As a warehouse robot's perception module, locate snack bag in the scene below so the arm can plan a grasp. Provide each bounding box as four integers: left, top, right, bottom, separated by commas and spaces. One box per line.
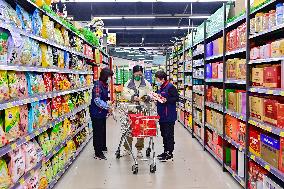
16, 5, 32, 32
56, 96, 63, 117
7, 71, 19, 99
54, 28, 64, 45
31, 40, 41, 66
53, 73, 61, 91
17, 72, 28, 98
43, 73, 53, 92
37, 74, 46, 94
80, 75, 86, 86
64, 51, 70, 69
61, 28, 70, 47
38, 100, 49, 126
0, 70, 9, 102
52, 155, 59, 177
38, 131, 51, 156
0, 0, 20, 27
39, 165, 48, 189
41, 15, 49, 39
45, 160, 53, 183
46, 99, 52, 120
58, 50, 64, 68
50, 123, 61, 147
8, 147, 26, 183
0, 113, 8, 147
0, 30, 9, 64
0, 158, 12, 188
5, 106, 20, 142
32, 9, 42, 36
40, 44, 53, 68
20, 37, 32, 65
61, 95, 70, 114
26, 72, 39, 95
22, 141, 39, 172
24, 169, 40, 189
51, 98, 58, 119
7, 32, 23, 65
19, 104, 28, 136
52, 47, 58, 67
62, 119, 71, 139
85, 75, 93, 86
67, 94, 74, 111
28, 102, 40, 133
61, 74, 70, 90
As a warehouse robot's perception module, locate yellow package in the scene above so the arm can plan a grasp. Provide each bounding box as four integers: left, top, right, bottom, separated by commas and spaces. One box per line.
5, 106, 20, 142
0, 159, 12, 188
41, 16, 49, 39
58, 50, 64, 68
40, 44, 53, 68
62, 119, 71, 139
44, 0, 52, 6
35, 0, 45, 7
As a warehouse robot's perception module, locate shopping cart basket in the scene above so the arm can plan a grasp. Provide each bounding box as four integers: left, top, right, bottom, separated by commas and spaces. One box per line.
113, 102, 159, 174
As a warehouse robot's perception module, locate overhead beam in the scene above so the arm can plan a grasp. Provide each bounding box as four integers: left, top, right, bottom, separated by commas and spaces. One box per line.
87, 14, 210, 19
104, 26, 196, 30
62, 0, 233, 2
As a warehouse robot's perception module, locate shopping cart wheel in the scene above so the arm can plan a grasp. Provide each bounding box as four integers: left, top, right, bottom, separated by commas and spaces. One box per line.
150, 164, 156, 173
132, 165, 138, 174
146, 148, 151, 157
115, 151, 120, 159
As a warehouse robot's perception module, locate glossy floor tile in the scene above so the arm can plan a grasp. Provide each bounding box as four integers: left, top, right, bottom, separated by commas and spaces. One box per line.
54, 118, 242, 189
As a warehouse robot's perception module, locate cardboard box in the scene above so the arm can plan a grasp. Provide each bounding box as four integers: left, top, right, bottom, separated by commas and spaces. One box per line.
217, 88, 223, 105
206, 109, 212, 125
218, 37, 224, 55
228, 92, 238, 112
263, 175, 283, 189
218, 63, 223, 79
228, 0, 246, 22
249, 129, 261, 157
277, 103, 284, 129
207, 86, 213, 102
225, 115, 239, 140
250, 96, 264, 121
227, 59, 236, 79
216, 144, 223, 160
212, 63, 219, 79
279, 137, 284, 173
206, 63, 212, 79
263, 99, 279, 126
263, 65, 281, 88
282, 61, 284, 89
252, 67, 264, 86
225, 147, 231, 165
260, 134, 280, 169
271, 39, 283, 58
250, 47, 260, 60
236, 59, 246, 80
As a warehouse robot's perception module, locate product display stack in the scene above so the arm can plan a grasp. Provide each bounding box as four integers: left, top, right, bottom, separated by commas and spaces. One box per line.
0, 0, 109, 188
166, 0, 284, 188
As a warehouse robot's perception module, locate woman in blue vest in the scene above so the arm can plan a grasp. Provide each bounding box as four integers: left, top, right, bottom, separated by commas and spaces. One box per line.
90, 67, 114, 160
155, 70, 179, 161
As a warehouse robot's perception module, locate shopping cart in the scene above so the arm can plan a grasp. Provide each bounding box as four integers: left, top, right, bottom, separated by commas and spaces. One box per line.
113, 102, 159, 174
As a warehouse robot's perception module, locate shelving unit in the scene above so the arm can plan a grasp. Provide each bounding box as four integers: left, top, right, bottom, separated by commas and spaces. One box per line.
166, 0, 284, 188
0, 0, 110, 188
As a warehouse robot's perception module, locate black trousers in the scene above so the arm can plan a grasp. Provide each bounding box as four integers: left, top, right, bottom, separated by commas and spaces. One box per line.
92, 117, 107, 155
160, 122, 175, 154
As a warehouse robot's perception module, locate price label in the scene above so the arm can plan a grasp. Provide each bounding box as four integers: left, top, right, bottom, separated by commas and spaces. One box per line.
250, 155, 255, 160
11, 143, 17, 150
34, 131, 40, 136
249, 120, 256, 125
280, 132, 284, 137
239, 146, 243, 151
280, 91, 284, 96
25, 135, 31, 141
250, 88, 256, 92
264, 164, 270, 171
7, 102, 13, 108
239, 115, 243, 120
267, 90, 273, 94
266, 126, 272, 132
20, 178, 25, 185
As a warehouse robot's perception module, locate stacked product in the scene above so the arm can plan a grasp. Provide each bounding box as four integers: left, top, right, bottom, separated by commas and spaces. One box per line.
226, 23, 246, 52
226, 58, 246, 82
206, 62, 223, 80
205, 37, 224, 58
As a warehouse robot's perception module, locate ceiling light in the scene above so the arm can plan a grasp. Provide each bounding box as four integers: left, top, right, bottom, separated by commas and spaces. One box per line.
124, 16, 156, 19
62, 0, 232, 2
138, 58, 145, 60
105, 26, 196, 30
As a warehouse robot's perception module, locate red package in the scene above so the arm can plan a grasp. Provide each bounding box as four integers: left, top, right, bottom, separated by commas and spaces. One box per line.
237, 23, 246, 49
225, 115, 239, 141
231, 148, 237, 171
56, 96, 62, 116
248, 160, 268, 189
216, 144, 223, 160
263, 65, 281, 88
279, 137, 284, 173
263, 99, 279, 126
53, 73, 61, 91
43, 73, 53, 92
238, 122, 246, 147
229, 29, 237, 51
249, 128, 261, 157
51, 97, 60, 119
212, 63, 219, 79
46, 99, 52, 120
277, 103, 284, 129
206, 86, 213, 102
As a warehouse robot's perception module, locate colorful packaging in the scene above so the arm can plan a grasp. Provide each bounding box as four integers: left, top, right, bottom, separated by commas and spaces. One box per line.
53, 73, 61, 91
263, 175, 283, 189
28, 102, 40, 133
17, 72, 28, 98
8, 147, 26, 183
38, 131, 51, 156
22, 141, 40, 172
0, 113, 8, 147
25, 169, 40, 189
43, 72, 53, 92
16, 5, 32, 32
260, 134, 280, 168
248, 160, 268, 189
32, 9, 42, 36
7, 71, 19, 99
40, 44, 53, 68
250, 96, 264, 121
37, 74, 46, 94
19, 104, 28, 136
0, 30, 9, 64
249, 128, 261, 157
38, 100, 49, 126
31, 39, 41, 66
263, 65, 281, 88
5, 106, 20, 142
251, 67, 264, 86
0, 158, 12, 188
26, 72, 39, 96
0, 70, 9, 102
277, 103, 284, 129
263, 99, 279, 126
206, 63, 212, 79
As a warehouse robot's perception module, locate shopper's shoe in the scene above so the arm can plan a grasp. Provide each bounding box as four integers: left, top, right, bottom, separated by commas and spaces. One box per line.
102, 147, 108, 153
137, 150, 143, 158
159, 152, 173, 162
157, 152, 166, 159
121, 149, 131, 157
94, 153, 107, 160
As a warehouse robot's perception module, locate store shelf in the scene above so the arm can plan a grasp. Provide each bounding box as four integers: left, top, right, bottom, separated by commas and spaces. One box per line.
178, 120, 185, 127
224, 136, 245, 152
184, 126, 193, 134
0, 85, 93, 111
0, 103, 90, 158
248, 153, 284, 182
249, 118, 284, 137
205, 123, 223, 137
205, 78, 223, 83
250, 23, 284, 39
249, 57, 284, 64
206, 29, 223, 41
225, 48, 246, 56
225, 15, 246, 29
225, 79, 246, 85
193, 64, 204, 68
250, 0, 278, 16
205, 54, 223, 61
205, 101, 223, 112
0, 23, 93, 61
225, 110, 246, 122
249, 87, 284, 96
193, 103, 204, 110
193, 119, 203, 127
0, 64, 93, 75
224, 164, 246, 187
193, 132, 204, 146
193, 76, 205, 80
205, 145, 222, 164
193, 90, 204, 95
48, 134, 93, 189
192, 52, 204, 58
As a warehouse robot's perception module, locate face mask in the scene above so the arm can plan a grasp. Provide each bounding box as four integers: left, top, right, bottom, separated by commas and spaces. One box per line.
156, 81, 162, 87
134, 75, 141, 81
106, 78, 110, 84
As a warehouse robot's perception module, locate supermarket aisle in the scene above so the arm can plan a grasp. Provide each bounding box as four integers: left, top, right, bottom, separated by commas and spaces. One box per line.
54, 118, 241, 189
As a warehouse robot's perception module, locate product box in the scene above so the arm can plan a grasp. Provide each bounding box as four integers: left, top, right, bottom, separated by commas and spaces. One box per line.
260, 134, 280, 169
250, 96, 264, 121
237, 23, 246, 49
250, 47, 260, 60
236, 59, 246, 80
238, 151, 245, 178
226, 59, 236, 79
206, 42, 213, 57
271, 39, 283, 58
217, 88, 224, 105
207, 86, 213, 102
218, 37, 224, 55
263, 99, 279, 126
225, 115, 239, 140
225, 89, 235, 109
279, 137, 284, 172
277, 103, 284, 129
282, 61, 284, 89
263, 44, 271, 59
248, 160, 268, 189
238, 122, 246, 147
225, 147, 231, 165
263, 65, 281, 88
249, 129, 261, 157
212, 63, 219, 79
231, 148, 237, 171
206, 63, 212, 79
218, 63, 223, 79
206, 109, 212, 125
263, 175, 282, 189
212, 87, 218, 103
216, 144, 223, 160
238, 92, 246, 115
228, 92, 238, 112
252, 67, 264, 86
213, 39, 219, 56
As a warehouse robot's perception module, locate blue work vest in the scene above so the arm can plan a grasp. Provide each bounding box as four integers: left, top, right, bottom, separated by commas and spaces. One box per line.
90, 81, 109, 118
157, 82, 177, 123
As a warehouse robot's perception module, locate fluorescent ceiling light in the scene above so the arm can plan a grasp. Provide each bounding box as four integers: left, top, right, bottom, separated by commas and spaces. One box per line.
124, 16, 156, 19
106, 26, 195, 30
135, 54, 145, 57
62, 0, 232, 2
138, 58, 145, 60
95, 16, 155, 19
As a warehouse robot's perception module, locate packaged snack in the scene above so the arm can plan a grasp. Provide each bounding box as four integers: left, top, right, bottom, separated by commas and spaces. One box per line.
28, 102, 40, 133
0, 30, 9, 64
0, 158, 12, 188
50, 123, 60, 147
8, 147, 25, 183
51, 98, 59, 119
26, 72, 39, 95
52, 155, 59, 176
37, 74, 46, 94
61, 28, 70, 47
67, 94, 74, 111
7, 71, 19, 99
31, 40, 41, 66
56, 96, 63, 117
38, 131, 51, 156
20, 37, 32, 65
0, 70, 10, 102
45, 160, 53, 183
25, 169, 40, 189
0, 0, 21, 27
52, 47, 58, 67
58, 50, 64, 68
43, 72, 53, 92
46, 99, 52, 120
53, 73, 61, 91
39, 165, 48, 189
64, 51, 70, 69
62, 95, 70, 115
61, 74, 71, 90
7, 32, 23, 65
0, 112, 8, 147
17, 72, 28, 98
22, 141, 39, 172
19, 104, 28, 136
16, 5, 32, 32
54, 28, 64, 45
5, 106, 20, 142
32, 9, 42, 36
38, 100, 49, 126
62, 119, 71, 138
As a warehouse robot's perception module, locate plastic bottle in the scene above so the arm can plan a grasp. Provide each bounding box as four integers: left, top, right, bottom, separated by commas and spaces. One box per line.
276, 3, 283, 25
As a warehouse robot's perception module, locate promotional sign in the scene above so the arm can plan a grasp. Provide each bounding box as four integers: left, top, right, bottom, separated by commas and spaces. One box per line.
107, 33, 117, 45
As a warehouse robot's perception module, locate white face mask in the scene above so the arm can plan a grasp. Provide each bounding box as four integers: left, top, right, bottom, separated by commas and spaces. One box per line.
106, 78, 111, 84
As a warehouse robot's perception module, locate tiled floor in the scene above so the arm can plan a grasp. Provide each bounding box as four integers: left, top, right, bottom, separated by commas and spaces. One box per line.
55, 118, 242, 189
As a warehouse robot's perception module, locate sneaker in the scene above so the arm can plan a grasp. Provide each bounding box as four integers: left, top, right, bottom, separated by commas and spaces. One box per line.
94, 153, 107, 160
121, 149, 131, 157
137, 150, 143, 158
102, 147, 108, 153
157, 152, 166, 159
159, 152, 173, 162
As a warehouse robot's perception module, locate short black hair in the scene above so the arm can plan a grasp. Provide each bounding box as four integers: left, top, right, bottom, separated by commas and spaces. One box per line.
155, 70, 167, 81
99, 67, 114, 82
133, 65, 143, 73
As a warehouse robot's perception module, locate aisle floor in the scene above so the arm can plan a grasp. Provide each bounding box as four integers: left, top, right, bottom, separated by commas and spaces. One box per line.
55, 118, 242, 189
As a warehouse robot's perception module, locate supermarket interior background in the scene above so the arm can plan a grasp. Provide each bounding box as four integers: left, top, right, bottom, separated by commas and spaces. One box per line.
0, 0, 284, 188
